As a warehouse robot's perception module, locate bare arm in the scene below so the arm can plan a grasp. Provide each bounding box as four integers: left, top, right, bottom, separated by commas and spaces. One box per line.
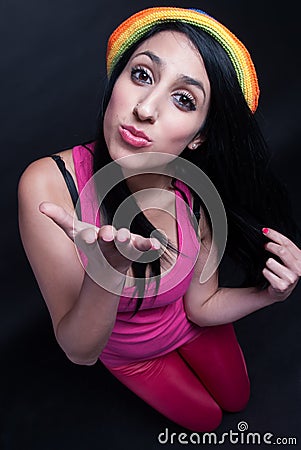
184, 208, 301, 327
18, 157, 158, 365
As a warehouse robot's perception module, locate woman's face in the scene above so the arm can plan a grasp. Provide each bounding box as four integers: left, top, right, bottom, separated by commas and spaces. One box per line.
103, 30, 211, 169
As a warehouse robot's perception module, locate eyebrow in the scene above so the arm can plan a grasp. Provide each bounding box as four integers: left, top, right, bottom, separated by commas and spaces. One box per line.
177, 75, 206, 98
133, 50, 162, 65
132, 51, 206, 99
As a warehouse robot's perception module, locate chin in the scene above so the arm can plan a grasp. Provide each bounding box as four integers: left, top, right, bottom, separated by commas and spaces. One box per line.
113, 151, 177, 175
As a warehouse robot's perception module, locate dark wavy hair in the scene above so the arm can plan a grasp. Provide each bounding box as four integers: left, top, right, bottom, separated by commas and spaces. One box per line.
90, 21, 300, 312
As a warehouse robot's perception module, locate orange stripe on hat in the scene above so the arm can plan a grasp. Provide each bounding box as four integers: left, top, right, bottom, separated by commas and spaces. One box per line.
106, 7, 259, 112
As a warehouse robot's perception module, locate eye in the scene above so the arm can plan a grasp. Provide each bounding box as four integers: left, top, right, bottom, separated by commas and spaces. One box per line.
131, 66, 153, 85
173, 91, 196, 111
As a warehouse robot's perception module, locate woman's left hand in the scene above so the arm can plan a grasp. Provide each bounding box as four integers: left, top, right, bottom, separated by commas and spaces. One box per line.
262, 227, 301, 302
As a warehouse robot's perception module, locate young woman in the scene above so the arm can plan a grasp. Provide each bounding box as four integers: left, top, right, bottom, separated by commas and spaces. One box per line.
18, 7, 301, 432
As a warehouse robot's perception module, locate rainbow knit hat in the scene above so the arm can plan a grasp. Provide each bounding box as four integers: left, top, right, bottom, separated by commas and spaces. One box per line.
106, 7, 259, 112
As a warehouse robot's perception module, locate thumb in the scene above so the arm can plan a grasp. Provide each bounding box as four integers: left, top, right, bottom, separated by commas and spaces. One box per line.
39, 201, 100, 243
39, 201, 77, 240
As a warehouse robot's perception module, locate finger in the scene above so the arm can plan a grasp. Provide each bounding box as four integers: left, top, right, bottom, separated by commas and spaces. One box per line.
111, 229, 159, 264
98, 225, 116, 243
113, 228, 132, 256
264, 241, 300, 274
77, 227, 98, 245
263, 227, 301, 259
150, 237, 161, 250
116, 228, 131, 244
132, 234, 160, 252
113, 232, 158, 262
39, 201, 76, 239
262, 267, 288, 294
265, 258, 298, 285
40, 201, 99, 241
114, 232, 146, 261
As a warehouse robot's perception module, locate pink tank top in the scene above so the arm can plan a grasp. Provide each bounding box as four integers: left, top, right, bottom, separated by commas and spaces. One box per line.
72, 144, 202, 368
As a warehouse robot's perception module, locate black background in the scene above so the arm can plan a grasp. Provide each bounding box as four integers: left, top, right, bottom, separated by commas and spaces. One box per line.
1, 1, 301, 449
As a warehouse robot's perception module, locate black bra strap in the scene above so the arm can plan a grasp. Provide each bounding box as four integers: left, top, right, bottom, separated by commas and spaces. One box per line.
51, 155, 82, 221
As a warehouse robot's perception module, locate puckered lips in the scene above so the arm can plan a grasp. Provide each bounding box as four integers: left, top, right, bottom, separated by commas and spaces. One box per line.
119, 125, 152, 148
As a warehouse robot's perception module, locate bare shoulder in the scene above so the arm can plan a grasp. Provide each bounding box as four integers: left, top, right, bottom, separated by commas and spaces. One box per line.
19, 148, 74, 184
18, 149, 75, 211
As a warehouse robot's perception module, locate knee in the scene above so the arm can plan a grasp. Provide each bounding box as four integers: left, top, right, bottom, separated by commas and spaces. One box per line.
183, 401, 223, 432
221, 380, 250, 413
204, 403, 223, 432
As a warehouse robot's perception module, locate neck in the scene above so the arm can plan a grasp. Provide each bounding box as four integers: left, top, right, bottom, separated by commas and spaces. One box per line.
125, 173, 174, 193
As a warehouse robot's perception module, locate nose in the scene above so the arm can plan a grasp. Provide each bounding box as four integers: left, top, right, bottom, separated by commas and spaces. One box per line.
133, 97, 159, 124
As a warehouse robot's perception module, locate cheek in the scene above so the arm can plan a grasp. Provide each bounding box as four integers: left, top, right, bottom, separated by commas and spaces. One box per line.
103, 88, 125, 142
104, 92, 120, 124
162, 102, 209, 148
105, 80, 131, 121
163, 117, 199, 147
103, 82, 133, 149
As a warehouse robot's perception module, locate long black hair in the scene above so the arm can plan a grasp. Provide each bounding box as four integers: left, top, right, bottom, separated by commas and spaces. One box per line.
91, 21, 300, 310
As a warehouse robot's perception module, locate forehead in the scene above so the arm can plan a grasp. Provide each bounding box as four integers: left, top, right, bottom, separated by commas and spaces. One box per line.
132, 30, 205, 71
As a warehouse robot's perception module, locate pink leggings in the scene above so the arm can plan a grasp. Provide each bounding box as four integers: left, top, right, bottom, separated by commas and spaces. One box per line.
107, 324, 250, 431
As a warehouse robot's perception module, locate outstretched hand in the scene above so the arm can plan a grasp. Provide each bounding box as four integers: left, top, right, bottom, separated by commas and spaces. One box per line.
262, 227, 301, 302
39, 201, 160, 276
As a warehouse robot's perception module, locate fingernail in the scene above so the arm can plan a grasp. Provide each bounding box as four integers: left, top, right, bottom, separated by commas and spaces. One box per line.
118, 230, 130, 242
262, 228, 269, 234
86, 231, 97, 244
151, 239, 160, 250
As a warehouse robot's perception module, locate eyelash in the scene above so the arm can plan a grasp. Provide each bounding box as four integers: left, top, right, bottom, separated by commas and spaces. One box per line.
173, 91, 196, 111
130, 66, 197, 112
131, 66, 153, 84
